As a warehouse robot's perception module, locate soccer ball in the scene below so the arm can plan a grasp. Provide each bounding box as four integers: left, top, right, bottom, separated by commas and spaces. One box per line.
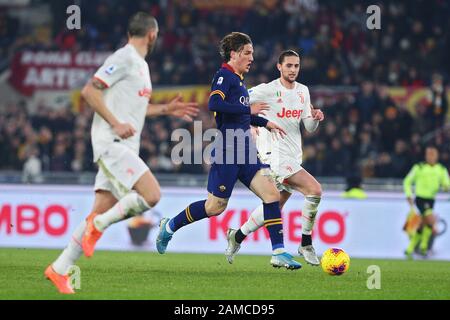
320, 248, 350, 276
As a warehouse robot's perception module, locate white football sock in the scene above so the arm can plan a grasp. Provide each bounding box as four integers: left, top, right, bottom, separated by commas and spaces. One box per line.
273, 248, 286, 255
165, 221, 174, 234
241, 204, 265, 235
302, 195, 321, 235
52, 220, 86, 275
94, 192, 151, 232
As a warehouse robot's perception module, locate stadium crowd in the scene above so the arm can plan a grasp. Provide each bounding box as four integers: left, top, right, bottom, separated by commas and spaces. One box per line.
0, 0, 449, 179
1, 76, 448, 179
2, 0, 450, 85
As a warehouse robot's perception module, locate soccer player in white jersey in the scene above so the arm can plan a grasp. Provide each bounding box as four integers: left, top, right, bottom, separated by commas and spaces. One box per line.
225, 50, 324, 266
44, 12, 198, 294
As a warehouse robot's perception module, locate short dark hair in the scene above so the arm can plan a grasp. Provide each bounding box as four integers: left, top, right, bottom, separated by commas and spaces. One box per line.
219, 32, 252, 62
278, 50, 300, 64
128, 12, 158, 37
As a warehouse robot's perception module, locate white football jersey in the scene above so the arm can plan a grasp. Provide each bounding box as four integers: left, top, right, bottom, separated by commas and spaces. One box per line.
91, 44, 152, 161
249, 79, 316, 170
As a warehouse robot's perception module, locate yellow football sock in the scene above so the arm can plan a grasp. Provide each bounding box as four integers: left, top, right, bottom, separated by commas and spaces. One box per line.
419, 225, 433, 253
406, 231, 421, 254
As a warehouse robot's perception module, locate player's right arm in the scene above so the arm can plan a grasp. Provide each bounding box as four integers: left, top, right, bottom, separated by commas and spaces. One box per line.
82, 54, 136, 139
302, 89, 322, 132
81, 78, 136, 139
403, 164, 418, 206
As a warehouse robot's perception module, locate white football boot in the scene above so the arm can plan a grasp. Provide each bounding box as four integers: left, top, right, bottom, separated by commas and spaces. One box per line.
298, 245, 320, 266
225, 228, 241, 264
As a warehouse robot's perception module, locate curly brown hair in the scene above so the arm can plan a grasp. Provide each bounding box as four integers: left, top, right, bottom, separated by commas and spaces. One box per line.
219, 32, 252, 62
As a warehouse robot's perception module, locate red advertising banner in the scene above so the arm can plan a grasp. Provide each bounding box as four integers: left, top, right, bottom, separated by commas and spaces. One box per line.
9, 51, 111, 96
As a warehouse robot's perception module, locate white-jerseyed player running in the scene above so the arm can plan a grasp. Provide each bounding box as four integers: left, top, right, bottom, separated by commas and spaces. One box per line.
44, 12, 198, 294
225, 50, 324, 266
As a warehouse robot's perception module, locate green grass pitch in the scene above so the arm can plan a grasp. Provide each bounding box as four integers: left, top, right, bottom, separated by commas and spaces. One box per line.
0, 248, 449, 300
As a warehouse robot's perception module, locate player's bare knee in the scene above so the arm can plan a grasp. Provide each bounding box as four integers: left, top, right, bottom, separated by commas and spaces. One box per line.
205, 199, 227, 216
206, 205, 226, 217
207, 208, 225, 217
308, 182, 322, 197
263, 188, 280, 204
140, 190, 161, 208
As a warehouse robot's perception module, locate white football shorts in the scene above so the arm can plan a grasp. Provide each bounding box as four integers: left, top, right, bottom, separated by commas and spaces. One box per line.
94, 142, 149, 199
259, 152, 303, 194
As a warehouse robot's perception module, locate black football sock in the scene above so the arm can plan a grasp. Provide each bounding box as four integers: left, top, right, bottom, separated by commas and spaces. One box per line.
301, 234, 312, 247
235, 229, 247, 244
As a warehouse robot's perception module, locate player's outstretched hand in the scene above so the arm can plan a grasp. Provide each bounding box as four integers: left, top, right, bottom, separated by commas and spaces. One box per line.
113, 122, 136, 139
168, 93, 199, 121
311, 105, 324, 121
250, 102, 270, 116
266, 121, 287, 140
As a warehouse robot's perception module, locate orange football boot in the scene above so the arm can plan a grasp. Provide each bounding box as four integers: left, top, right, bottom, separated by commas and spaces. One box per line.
44, 265, 75, 294
82, 212, 103, 258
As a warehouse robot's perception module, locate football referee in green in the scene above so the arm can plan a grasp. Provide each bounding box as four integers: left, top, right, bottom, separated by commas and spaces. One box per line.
403, 146, 450, 257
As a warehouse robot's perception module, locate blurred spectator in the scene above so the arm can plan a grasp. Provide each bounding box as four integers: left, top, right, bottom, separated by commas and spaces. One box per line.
71, 141, 88, 172
341, 175, 367, 199
374, 152, 395, 178
356, 81, 379, 123
391, 140, 412, 177
426, 73, 448, 130
323, 138, 350, 176
50, 143, 71, 172
22, 146, 43, 183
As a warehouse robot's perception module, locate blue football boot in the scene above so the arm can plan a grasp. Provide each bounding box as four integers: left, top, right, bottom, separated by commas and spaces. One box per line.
156, 218, 173, 254
270, 252, 302, 270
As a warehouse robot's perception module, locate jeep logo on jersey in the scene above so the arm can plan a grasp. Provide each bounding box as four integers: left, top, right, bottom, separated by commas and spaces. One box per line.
277, 107, 303, 119
239, 96, 250, 106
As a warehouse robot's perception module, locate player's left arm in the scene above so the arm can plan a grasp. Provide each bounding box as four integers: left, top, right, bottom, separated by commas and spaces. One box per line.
301, 88, 323, 132
147, 93, 199, 121
302, 102, 324, 133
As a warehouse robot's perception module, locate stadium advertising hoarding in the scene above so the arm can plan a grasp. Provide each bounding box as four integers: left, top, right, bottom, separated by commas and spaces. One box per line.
8, 51, 111, 96
0, 185, 449, 260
